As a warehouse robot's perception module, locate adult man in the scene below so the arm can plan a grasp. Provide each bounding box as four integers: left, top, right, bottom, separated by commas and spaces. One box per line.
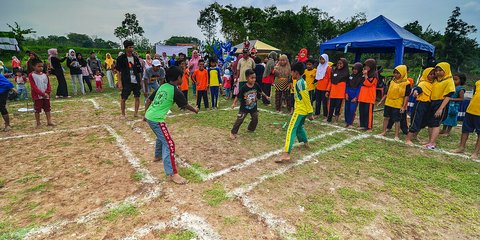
236, 48, 255, 90
87, 52, 102, 74
143, 59, 165, 100
116, 40, 143, 119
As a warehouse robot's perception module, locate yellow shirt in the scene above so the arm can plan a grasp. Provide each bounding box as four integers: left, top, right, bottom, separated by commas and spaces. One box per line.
385, 80, 410, 109
467, 80, 480, 116
294, 78, 313, 115
208, 68, 220, 87
304, 68, 317, 91
290, 78, 297, 94
416, 80, 433, 102
431, 78, 455, 101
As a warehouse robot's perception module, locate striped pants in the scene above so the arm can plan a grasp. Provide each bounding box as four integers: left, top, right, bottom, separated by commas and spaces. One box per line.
147, 120, 177, 176
284, 113, 308, 153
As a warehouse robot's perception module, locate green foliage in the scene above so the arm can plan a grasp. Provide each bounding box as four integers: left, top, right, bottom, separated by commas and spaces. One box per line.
114, 13, 145, 42
164, 36, 201, 46
23, 34, 119, 49
6, 22, 36, 45
131, 171, 145, 181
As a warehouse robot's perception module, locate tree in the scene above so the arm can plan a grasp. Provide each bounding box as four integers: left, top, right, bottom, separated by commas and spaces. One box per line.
164, 36, 201, 46
114, 13, 145, 43
67, 33, 94, 48
404, 20, 423, 37
197, 3, 219, 43
6, 22, 36, 46
132, 36, 151, 50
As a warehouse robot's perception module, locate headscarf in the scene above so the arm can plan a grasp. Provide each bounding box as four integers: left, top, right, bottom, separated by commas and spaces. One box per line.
364, 58, 377, 79
263, 51, 278, 78
68, 49, 76, 59
435, 62, 453, 82
420, 67, 434, 82
189, 50, 200, 71
315, 53, 329, 80
331, 58, 349, 84
105, 53, 114, 68
145, 54, 152, 64
274, 54, 291, 77
48, 48, 58, 62
297, 48, 308, 63
348, 62, 364, 88
393, 65, 408, 83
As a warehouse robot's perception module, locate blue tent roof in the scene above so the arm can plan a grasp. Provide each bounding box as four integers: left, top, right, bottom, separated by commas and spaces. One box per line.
320, 15, 435, 66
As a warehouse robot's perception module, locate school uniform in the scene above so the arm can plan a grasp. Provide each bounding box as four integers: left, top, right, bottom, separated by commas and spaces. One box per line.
358, 76, 377, 129
327, 58, 348, 122
304, 68, 317, 104
462, 80, 480, 134
344, 63, 363, 126
314, 54, 331, 117
384, 65, 411, 123
408, 68, 434, 133
426, 62, 455, 128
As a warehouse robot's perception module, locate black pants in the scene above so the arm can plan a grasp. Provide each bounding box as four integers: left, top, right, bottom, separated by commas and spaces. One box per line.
387, 113, 408, 134
196, 90, 209, 109
314, 90, 328, 116
231, 111, 259, 134
309, 90, 315, 104
262, 84, 271, 105
359, 102, 374, 129
83, 76, 92, 92
0, 91, 8, 115
327, 98, 343, 122
182, 90, 188, 103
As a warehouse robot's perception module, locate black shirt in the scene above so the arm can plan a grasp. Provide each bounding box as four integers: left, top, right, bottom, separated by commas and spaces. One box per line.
238, 82, 263, 113
116, 54, 142, 86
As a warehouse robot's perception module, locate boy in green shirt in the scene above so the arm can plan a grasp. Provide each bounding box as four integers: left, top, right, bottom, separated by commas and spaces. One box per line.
145, 66, 198, 184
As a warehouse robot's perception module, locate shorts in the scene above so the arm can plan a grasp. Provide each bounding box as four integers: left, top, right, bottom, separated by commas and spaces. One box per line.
384, 105, 401, 122
408, 101, 430, 133
121, 83, 141, 100
34, 99, 51, 113
426, 100, 449, 128
462, 112, 480, 134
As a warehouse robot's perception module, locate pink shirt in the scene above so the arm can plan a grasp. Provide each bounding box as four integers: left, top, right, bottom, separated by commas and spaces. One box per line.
95, 75, 102, 82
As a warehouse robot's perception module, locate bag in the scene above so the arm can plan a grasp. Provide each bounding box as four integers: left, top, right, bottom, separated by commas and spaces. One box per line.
7, 90, 18, 101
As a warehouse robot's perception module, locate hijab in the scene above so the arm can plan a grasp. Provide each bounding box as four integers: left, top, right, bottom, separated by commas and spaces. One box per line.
315, 53, 329, 80
348, 62, 364, 88
297, 48, 308, 63
393, 65, 408, 83
48, 48, 58, 62
105, 53, 114, 68
263, 51, 278, 78
331, 58, 349, 84
68, 49, 76, 60
435, 62, 453, 82
420, 67, 434, 82
274, 54, 291, 77
364, 58, 377, 79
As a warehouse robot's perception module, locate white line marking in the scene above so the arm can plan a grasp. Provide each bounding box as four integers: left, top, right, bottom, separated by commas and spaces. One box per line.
84, 98, 101, 109
25, 186, 161, 239
0, 125, 101, 141
103, 124, 157, 184
205, 128, 346, 181
122, 212, 220, 240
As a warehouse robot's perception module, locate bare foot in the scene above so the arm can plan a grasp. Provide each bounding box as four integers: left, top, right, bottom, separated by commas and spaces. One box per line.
35, 124, 41, 129
405, 140, 414, 146
169, 174, 187, 184
365, 129, 373, 133
440, 133, 449, 137
3, 126, 11, 132
119, 115, 127, 120
275, 153, 291, 163
394, 136, 400, 141
378, 132, 386, 137
471, 153, 478, 160
303, 142, 310, 149
229, 133, 237, 140
47, 123, 55, 127
345, 125, 353, 128
452, 148, 465, 154
153, 157, 162, 162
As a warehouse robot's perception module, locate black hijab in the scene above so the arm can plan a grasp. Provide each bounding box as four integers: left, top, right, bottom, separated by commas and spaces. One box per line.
331, 58, 349, 84
348, 62, 363, 88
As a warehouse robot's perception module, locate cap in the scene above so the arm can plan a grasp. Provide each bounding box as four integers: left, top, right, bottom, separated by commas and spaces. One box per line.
152, 59, 161, 67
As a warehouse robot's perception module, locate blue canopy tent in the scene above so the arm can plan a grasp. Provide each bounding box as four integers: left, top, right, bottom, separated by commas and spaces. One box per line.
319, 15, 435, 66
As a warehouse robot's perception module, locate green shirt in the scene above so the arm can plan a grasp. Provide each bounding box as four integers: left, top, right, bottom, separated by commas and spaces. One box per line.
145, 83, 187, 122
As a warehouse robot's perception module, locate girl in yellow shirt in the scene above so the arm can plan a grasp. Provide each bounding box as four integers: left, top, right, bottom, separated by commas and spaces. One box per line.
454, 80, 480, 160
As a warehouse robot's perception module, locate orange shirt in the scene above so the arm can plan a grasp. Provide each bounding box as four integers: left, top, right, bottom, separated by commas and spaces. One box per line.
180, 69, 189, 91
358, 77, 377, 104
315, 66, 331, 91
328, 82, 346, 99
407, 78, 414, 87
192, 69, 208, 91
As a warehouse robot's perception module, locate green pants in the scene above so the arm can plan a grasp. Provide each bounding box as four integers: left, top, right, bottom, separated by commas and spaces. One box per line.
284, 113, 308, 153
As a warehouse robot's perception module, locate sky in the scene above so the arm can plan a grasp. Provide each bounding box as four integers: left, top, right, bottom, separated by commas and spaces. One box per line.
0, 0, 479, 44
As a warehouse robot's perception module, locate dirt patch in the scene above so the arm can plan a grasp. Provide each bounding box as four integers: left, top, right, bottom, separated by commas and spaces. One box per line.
0, 128, 143, 233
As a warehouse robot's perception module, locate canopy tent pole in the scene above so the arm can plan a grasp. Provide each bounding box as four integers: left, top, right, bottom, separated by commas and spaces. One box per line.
394, 45, 404, 67
354, 51, 362, 63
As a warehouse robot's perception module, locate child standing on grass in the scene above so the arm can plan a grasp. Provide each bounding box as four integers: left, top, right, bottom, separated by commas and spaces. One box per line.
314, 54, 331, 119
424, 62, 455, 149
274, 54, 292, 113
95, 70, 103, 92
326, 58, 349, 123
405, 67, 435, 145
192, 59, 209, 110
179, 60, 190, 102
208, 58, 222, 109
223, 69, 232, 99
304, 59, 317, 104
145, 66, 199, 184
277, 62, 314, 163
14, 71, 28, 100
344, 63, 363, 128
230, 69, 270, 139
378, 65, 411, 140
28, 59, 54, 128
453, 79, 480, 160
440, 73, 466, 136
358, 59, 378, 131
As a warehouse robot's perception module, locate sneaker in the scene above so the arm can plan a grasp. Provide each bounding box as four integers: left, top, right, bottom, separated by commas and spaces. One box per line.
425, 144, 436, 150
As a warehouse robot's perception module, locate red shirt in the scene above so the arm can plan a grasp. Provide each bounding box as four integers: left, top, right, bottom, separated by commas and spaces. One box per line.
192, 69, 209, 91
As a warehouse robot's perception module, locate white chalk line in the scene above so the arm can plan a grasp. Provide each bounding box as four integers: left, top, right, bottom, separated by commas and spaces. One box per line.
228, 134, 369, 239
0, 125, 101, 141
204, 128, 347, 181
25, 186, 162, 239
103, 124, 157, 184
83, 98, 101, 109
122, 211, 220, 240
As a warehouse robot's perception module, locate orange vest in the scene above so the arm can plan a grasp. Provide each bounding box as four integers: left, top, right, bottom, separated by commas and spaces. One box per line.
358, 77, 377, 104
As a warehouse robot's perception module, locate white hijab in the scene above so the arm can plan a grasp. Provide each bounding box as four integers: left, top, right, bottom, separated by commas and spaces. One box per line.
315, 53, 329, 80
68, 49, 76, 59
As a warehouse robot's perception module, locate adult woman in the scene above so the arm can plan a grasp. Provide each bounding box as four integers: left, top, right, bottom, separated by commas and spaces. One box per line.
188, 50, 201, 95
0, 74, 15, 131
48, 48, 69, 98
104, 53, 116, 88
66, 49, 84, 95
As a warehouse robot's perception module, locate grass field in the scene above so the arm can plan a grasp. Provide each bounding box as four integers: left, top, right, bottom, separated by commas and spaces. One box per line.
0, 74, 479, 239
